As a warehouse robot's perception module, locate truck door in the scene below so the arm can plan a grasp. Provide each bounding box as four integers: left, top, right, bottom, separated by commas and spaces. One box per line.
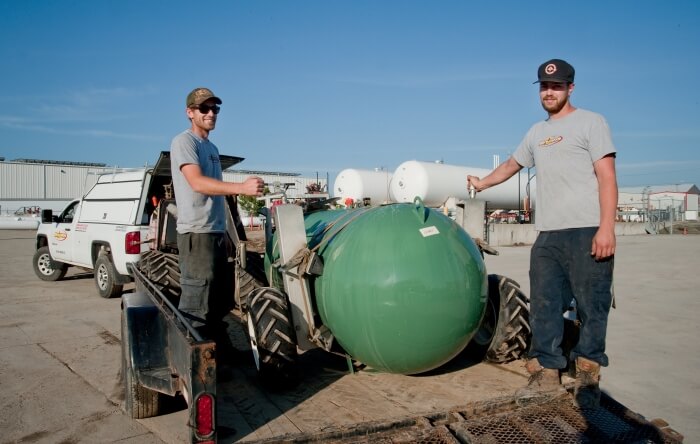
49, 200, 80, 264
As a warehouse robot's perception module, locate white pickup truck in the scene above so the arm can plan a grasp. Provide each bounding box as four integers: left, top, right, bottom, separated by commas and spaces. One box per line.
33, 169, 152, 298
32, 151, 243, 299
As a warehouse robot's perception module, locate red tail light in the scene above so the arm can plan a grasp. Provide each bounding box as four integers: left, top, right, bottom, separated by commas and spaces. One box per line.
195, 393, 215, 438
125, 231, 141, 254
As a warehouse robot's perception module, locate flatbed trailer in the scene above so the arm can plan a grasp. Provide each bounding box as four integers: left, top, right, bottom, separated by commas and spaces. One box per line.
123, 239, 683, 443
132, 302, 681, 443
121, 281, 684, 444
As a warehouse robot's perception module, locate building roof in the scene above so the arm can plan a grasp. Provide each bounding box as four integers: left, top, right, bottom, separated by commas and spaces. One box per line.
619, 184, 699, 194
9, 158, 107, 167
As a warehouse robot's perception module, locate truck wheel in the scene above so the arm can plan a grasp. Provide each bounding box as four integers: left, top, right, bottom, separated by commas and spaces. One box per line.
246, 287, 298, 387
33, 246, 68, 281
95, 254, 123, 299
137, 250, 181, 300
468, 274, 531, 363
121, 310, 160, 418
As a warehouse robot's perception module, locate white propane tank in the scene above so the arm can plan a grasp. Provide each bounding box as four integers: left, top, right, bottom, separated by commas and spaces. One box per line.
333, 168, 393, 206
389, 160, 535, 210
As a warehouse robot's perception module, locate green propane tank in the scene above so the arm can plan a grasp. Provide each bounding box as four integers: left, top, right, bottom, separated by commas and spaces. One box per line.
267, 200, 487, 375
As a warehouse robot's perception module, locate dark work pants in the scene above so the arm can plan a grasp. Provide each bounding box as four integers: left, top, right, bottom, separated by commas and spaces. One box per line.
529, 227, 614, 369
177, 232, 234, 328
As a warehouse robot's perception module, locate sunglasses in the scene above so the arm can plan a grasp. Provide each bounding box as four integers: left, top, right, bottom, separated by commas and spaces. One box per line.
193, 104, 220, 115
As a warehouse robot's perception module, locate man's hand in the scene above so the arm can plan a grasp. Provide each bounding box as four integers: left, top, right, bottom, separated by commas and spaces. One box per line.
240, 177, 264, 196
467, 175, 482, 192
591, 227, 616, 260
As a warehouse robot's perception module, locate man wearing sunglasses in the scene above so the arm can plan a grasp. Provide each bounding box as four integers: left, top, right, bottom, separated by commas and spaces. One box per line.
170, 87, 264, 350
468, 59, 618, 409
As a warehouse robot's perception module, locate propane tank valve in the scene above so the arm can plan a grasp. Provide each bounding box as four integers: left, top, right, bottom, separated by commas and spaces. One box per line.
469, 184, 476, 199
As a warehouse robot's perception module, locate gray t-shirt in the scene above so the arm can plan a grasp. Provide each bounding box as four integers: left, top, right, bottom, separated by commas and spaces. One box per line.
170, 129, 225, 233
513, 109, 616, 231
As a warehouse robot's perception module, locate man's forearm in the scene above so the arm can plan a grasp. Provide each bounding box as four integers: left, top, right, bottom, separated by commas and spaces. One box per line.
599, 179, 618, 231
475, 157, 523, 191
188, 175, 244, 196
594, 156, 618, 231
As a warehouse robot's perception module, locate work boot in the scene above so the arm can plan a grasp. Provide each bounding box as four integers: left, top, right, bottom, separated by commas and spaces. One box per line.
515, 358, 565, 405
574, 357, 601, 409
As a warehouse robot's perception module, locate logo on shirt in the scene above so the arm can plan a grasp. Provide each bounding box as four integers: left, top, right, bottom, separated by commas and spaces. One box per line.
539, 136, 563, 147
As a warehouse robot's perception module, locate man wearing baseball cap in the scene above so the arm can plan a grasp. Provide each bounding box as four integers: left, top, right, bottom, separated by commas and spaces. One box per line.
170, 87, 264, 352
468, 59, 618, 409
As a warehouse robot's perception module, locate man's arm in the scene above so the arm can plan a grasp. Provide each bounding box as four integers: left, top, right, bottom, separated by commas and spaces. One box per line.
467, 156, 523, 192
591, 154, 618, 260
181, 163, 263, 197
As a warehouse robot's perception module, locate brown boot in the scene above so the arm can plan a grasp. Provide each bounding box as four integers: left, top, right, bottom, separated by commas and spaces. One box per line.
515, 358, 565, 405
574, 357, 601, 409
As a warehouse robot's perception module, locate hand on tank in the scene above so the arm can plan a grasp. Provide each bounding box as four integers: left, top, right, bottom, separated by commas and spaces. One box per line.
467, 175, 482, 192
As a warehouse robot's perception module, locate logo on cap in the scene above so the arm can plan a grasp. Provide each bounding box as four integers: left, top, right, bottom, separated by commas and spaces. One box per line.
545, 64, 557, 75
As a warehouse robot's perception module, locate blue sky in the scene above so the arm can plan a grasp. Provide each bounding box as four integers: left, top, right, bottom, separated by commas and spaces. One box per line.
1, 1, 699, 188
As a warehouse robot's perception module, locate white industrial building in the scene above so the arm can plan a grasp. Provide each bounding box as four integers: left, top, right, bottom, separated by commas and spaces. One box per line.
2, 158, 698, 223
618, 184, 699, 222
0, 158, 328, 216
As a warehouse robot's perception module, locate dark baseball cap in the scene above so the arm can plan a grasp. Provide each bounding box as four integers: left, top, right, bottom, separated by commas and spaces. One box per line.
534, 59, 575, 84
186, 87, 222, 107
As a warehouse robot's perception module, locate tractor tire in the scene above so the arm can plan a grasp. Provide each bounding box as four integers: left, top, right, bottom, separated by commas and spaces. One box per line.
137, 250, 181, 301
468, 274, 531, 363
245, 287, 298, 388
135, 248, 267, 309
33, 246, 68, 281
121, 310, 160, 418
94, 253, 123, 299
236, 251, 268, 310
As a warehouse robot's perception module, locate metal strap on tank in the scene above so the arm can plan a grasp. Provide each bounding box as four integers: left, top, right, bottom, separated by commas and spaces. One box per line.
274, 206, 377, 275
309, 206, 376, 254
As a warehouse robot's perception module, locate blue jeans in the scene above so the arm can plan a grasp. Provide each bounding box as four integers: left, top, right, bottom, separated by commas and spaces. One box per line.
177, 232, 234, 327
529, 227, 613, 369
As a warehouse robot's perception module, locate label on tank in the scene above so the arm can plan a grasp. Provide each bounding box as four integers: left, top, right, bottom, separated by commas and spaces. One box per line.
419, 226, 440, 237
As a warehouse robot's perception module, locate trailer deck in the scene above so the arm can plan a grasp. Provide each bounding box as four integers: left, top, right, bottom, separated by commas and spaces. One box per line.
246, 392, 683, 443
195, 316, 683, 443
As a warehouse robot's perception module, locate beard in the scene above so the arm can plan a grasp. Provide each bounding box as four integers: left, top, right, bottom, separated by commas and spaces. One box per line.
541, 94, 569, 114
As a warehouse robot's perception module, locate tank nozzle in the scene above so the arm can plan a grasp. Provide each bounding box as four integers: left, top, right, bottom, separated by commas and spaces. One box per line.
469, 184, 476, 199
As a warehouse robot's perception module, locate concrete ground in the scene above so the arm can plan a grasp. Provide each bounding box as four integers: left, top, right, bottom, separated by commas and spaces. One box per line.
486, 233, 700, 442
1, 229, 696, 442
0, 230, 160, 443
